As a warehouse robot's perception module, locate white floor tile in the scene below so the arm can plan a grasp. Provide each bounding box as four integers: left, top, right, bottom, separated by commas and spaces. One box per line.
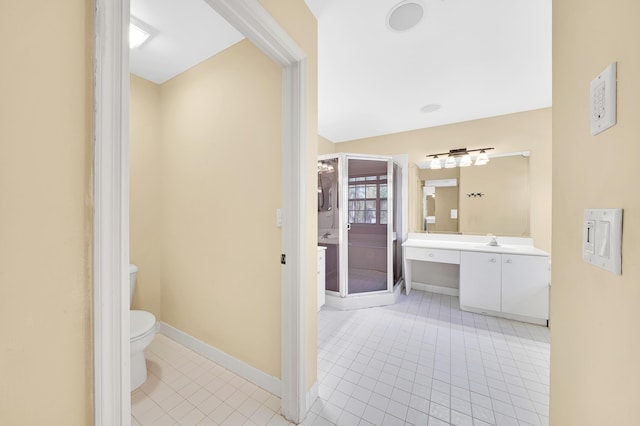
132, 291, 549, 426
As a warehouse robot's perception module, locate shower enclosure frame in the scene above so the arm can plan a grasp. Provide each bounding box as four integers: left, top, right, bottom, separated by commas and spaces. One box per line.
319, 153, 408, 308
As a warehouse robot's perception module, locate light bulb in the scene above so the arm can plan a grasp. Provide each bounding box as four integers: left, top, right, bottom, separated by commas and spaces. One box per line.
444, 155, 457, 168
475, 150, 489, 166
430, 156, 442, 169
459, 153, 472, 167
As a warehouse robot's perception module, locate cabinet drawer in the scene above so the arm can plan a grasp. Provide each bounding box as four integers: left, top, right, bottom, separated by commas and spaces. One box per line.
405, 247, 460, 264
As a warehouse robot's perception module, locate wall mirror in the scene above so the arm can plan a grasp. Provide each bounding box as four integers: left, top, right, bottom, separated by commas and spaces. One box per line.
419, 153, 530, 236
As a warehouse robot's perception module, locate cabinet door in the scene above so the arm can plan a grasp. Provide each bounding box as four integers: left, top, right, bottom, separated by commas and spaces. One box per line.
502, 255, 549, 319
317, 249, 326, 311
460, 251, 501, 312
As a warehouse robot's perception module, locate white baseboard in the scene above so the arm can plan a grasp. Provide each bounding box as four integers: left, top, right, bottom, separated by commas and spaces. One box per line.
159, 322, 281, 397
459, 306, 548, 326
306, 381, 318, 414
324, 280, 404, 311
412, 282, 460, 297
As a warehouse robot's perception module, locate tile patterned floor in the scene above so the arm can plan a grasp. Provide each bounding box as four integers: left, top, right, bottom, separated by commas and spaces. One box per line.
131, 335, 289, 426
132, 289, 550, 426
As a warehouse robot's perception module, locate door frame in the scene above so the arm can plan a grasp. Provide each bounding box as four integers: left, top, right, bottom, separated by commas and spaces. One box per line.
93, 0, 309, 424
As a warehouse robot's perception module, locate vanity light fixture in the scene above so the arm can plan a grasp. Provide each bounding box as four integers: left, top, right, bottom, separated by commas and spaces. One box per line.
475, 150, 490, 166
459, 152, 472, 167
426, 147, 495, 169
444, 155, 457, 168
317, 161, 334, 174
430, 155, 442, 169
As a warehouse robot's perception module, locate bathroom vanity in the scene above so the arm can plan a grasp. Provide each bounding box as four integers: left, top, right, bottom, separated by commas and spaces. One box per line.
403, 233, 550, 325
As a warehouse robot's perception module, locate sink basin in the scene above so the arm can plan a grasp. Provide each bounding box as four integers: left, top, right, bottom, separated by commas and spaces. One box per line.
319, 234, 339, 244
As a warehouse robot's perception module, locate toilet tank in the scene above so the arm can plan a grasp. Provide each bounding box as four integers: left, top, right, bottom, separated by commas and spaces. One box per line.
129, 264, 138, 307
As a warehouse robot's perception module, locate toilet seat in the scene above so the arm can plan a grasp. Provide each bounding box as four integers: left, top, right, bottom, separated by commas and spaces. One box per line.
131, 310, 156, 341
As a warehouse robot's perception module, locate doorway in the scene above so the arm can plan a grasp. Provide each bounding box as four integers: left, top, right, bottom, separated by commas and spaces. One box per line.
93, 0, 309, 424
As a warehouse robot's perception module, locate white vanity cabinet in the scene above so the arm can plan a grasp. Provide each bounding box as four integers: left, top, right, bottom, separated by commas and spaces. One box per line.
501, 254, 549, 320
403, 234, 550, 325
460, 251, 501, 312
460, 251, 549, 323
317, 247, 326, 311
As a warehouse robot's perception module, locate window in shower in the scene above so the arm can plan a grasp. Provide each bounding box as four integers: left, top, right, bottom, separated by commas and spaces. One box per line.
347, 174, 387, 224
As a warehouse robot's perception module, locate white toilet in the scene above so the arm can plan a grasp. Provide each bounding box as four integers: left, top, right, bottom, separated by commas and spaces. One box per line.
129, 264, 157, 391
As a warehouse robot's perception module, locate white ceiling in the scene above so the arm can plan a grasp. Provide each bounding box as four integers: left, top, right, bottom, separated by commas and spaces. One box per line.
130, 0, 244, 84
130, 0, 552, 143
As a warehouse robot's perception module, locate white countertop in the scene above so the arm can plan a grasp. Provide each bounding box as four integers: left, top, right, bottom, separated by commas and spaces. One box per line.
403, 233, 549, 257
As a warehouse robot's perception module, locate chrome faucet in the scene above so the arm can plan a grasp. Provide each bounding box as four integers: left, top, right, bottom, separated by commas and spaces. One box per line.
488, 235, 499, 246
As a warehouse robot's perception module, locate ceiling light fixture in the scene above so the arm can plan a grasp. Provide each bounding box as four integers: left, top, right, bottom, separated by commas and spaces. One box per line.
130, 22, 150, 49
387, 1, 424, 32
426, 147, 495, 169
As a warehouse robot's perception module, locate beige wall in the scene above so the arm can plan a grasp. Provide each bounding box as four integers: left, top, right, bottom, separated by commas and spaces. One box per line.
162, 40, 282, 377
335, 108, 552, 252
0, 1, 92, 425
551, 1, 640, 424
318, 135, 335, 155
130, 75, 162, 317
130, 1, 318, 385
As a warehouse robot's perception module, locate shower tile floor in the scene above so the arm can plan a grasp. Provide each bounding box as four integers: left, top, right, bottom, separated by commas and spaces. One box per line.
132, 289, 550, 426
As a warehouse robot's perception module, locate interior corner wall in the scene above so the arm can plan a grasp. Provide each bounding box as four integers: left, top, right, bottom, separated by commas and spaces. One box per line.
158, 39, 282, 378
0, 1, 92, 424
551, 1, 640, 425
318, 135, 335, 155
130, 75, 163, 317
334, 108, 552, 252
259, 0, 320, 391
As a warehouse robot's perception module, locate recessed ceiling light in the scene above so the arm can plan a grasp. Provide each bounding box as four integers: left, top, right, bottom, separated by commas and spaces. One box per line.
387, 1, 425, 32
130, 22, 150, 49
420, 104, 441, 113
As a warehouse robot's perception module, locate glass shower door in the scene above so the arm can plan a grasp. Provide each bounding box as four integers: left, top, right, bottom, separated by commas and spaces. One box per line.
345, 157, 393, 295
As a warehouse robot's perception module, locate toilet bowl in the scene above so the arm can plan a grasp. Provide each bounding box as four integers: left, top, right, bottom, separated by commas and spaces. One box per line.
129, 264, 157, 391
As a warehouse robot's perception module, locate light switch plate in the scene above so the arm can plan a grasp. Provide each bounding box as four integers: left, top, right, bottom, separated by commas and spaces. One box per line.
583, 208, 623, 274
590, 62, 617, 136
